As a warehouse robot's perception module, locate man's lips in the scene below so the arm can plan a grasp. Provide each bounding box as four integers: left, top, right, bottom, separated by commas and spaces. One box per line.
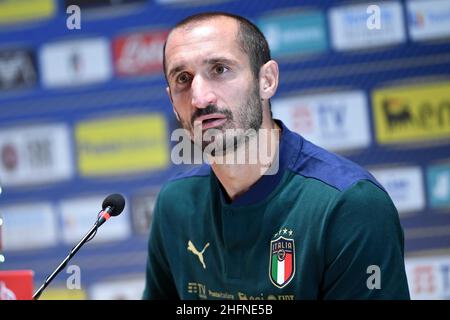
193, 114, 228, 130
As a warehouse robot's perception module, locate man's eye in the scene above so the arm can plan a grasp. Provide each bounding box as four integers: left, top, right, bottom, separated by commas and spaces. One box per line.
176, 73, 191, 84
213, 65, 228, 75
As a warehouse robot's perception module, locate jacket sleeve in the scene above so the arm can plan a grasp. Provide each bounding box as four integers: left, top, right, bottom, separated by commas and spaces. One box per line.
142, 188, 179, 300
320, 180, 410, 299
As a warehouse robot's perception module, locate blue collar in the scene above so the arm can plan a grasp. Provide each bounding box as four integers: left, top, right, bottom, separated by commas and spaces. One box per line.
214, 120, 303, 207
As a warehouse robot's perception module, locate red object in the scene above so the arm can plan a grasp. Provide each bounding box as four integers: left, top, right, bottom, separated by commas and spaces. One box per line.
0, 270, 34, 300
113, 30, 169, 76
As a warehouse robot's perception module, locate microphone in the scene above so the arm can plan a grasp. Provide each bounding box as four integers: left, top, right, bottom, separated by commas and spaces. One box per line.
97, 193, 126, 227
33, 194, 126, 300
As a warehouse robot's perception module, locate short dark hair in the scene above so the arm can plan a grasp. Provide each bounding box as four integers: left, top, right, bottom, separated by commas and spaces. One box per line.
163, 12, 271, 83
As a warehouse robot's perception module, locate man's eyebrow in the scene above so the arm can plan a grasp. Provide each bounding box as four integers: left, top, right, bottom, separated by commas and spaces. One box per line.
204, 57, 236, 66
167, 58, 237, 79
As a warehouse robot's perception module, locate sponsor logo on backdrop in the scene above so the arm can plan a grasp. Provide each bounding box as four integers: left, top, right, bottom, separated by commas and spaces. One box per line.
406, 256, 450, 299
40, 38, 112, 88
131, 189, 160, 235
59, 195, 131, 244
407, 0, 450, 41
272, 91, 371, 152
0, 49, 37, 90
258, 10, 327, 59
370, 166, 425, 213
372, 82, 450, 144
113, 30, 168, 77
0, 203, 58, 251
76, 114, 169, 176
0, 124, 73, 187
329, 1, 405, 51
427, 164, 450, 209
0, 0, 55, 25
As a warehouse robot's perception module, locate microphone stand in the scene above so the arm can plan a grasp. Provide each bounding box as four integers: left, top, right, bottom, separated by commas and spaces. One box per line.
33, 208, 111, 300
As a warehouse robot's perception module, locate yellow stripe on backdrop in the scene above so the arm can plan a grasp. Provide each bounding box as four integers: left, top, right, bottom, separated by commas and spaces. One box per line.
0, 0, 55, 24
39, 288, 87, 300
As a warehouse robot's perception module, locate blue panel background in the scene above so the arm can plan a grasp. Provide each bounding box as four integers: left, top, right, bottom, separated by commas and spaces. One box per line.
0, 0, 449, 297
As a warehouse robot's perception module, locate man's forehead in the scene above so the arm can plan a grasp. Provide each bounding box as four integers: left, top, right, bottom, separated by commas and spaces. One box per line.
166, 17, 240, 54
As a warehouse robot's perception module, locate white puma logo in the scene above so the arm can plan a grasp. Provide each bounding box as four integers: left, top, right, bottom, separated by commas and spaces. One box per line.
187, 240, 210, 269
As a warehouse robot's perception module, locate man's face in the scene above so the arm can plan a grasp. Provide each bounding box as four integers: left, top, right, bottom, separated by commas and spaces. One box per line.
164, 17, 263, 155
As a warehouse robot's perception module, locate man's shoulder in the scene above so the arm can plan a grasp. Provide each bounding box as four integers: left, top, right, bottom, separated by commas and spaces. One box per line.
287, 134, 382, 193
151, 165, 212, 222
157, 164, 212, 202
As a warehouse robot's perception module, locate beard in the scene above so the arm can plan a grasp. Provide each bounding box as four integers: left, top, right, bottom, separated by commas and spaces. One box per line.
179, 83, 263, 156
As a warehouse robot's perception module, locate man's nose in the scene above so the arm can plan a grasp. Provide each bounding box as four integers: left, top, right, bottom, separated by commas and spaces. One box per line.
191, 75, 217, 109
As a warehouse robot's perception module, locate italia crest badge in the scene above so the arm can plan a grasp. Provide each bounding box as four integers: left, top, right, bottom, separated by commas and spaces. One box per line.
269, 229, 295, 288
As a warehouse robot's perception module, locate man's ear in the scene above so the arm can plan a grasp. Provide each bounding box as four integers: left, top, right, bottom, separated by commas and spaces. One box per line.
166, 86, 174, 105
167, 86, 181, 122
259, 60, 279, 100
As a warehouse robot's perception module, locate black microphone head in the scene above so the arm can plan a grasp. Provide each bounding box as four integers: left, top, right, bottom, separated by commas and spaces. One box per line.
102, 193, 125, 216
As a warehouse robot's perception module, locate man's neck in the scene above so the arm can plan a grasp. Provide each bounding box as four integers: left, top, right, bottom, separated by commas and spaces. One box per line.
210, 120, 281, 202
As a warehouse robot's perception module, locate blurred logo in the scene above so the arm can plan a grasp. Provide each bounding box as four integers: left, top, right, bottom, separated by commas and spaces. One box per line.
409, 11, 425, 28
40, 38, 112, 88
0, 0, 55, 25
0, 124, 73, 187
291, 107, 314, 134
407, 0, 450, 41
258, 10, 327, 59
59, 196, 131, 244
131, 189, 160, 235
370, 166, 425, 214
427, 164, 450, 209
0, 281, 16, 300
329, 1, 405, 51
0, 203, 58, 251
373, 82, 450, 144
1, 144, 18, 171
0, 49, 37, 90
412, 265, 437, 296
273, 91, 371, 152
113, 30, 169, 77
406, 256, 450, 299
76, 114, 169, 176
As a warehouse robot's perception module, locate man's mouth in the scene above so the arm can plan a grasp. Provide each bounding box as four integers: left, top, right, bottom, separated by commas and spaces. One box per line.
194, 114, 228, 130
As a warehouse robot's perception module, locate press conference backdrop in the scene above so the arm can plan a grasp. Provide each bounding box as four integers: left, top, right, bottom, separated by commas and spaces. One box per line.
0, 0, 449, 300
